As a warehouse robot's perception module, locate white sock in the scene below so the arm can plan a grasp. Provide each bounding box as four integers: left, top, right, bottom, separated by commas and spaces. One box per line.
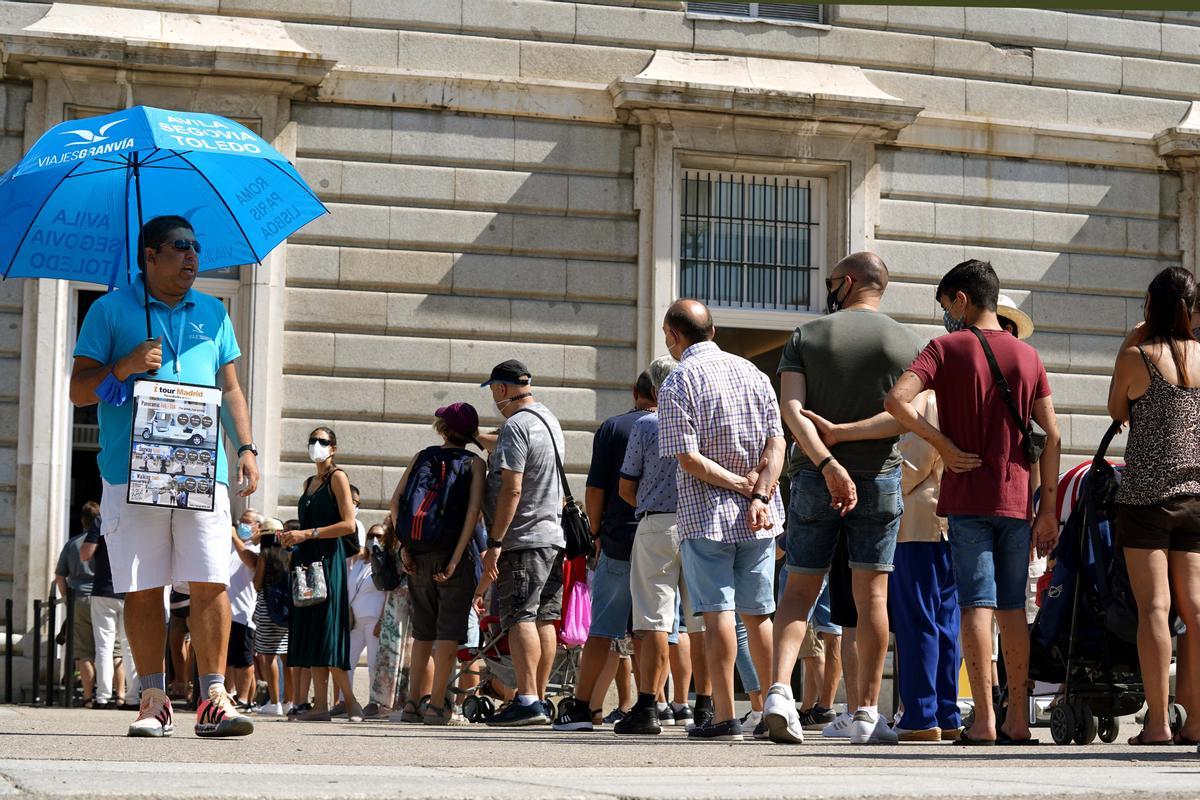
857, 705, 879, 721
656, 702, 668, 712
517, 694, 540, 707
671, 701, 688, 712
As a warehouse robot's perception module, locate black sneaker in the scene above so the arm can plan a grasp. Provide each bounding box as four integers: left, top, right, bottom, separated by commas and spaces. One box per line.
799, 706, 837, 731
551, 697, 593, 732
693, 695, 715, 729
673, 705, 694, 728
614, 704, 662, 735
486, 700, 549, 727
658, 704, 675, 727
288, 702, 312, 717
687, 718, 743, 742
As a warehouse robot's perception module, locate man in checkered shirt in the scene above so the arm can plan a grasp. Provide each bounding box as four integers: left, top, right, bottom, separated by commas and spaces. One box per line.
656, 298, 786, 742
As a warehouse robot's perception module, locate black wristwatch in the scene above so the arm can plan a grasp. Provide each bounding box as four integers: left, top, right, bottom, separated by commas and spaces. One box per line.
238, 443, 258, 457
486, 537, 504, 550
751, 493, 770, 504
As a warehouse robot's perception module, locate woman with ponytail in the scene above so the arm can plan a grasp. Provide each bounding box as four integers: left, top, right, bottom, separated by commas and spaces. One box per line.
1108, 266, 1200, 746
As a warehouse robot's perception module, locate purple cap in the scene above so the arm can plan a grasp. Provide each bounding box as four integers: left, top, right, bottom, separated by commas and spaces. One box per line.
435, 402, 480, 437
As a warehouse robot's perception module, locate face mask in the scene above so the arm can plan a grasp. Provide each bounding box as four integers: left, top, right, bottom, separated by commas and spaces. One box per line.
237, 522, 253, 541
825, 279, 848, 315
942, 306, 966, 333
495, 392, 530, 413
353, 506, 360, 519
308, 443, 331, 463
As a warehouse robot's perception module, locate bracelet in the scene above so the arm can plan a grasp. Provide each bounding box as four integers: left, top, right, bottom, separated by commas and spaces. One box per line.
486, 537, 504, 549
817, 456, 834, 474
751, 492, 770, 504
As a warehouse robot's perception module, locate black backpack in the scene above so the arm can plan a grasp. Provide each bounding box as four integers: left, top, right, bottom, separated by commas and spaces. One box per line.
397, 447, 475, 549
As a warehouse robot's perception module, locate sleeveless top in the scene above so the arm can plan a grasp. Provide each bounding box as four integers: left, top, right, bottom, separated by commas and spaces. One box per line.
1116, 346, 1200, 506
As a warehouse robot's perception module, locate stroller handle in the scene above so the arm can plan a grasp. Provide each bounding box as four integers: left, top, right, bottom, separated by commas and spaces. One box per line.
1092, 420, 1123, 466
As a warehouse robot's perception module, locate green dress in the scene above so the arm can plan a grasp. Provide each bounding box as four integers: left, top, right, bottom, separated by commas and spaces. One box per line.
287, 469, 354, 670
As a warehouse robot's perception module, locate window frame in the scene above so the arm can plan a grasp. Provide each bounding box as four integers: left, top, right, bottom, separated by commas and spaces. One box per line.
684, 2, 831, 30
672, 155, 841, 332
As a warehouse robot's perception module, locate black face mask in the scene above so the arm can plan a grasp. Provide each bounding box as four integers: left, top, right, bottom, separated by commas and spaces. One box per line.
825, 279, 848, 315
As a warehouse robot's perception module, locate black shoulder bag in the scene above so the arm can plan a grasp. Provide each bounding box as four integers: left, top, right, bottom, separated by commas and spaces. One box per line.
969, 326, 1047, 464
513, 408, 593, 559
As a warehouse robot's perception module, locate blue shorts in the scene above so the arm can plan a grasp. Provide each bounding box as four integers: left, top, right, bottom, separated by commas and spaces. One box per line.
680, 536, 775, 616
808, 578, 841, 636
947, 515, 1031, 610
588, 552, 632, 639
785, 467, 903, 574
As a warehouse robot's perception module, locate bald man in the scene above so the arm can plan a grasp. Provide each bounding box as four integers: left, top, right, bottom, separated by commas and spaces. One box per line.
765, 251, 922, 745
656, 299, 786, 741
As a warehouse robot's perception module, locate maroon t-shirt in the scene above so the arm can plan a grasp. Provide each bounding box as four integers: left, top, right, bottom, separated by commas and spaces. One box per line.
908, 329, 1051, 520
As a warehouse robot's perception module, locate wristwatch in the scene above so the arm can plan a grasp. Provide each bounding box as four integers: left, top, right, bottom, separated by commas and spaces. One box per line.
309, 528, 319, 540
486, 537, 504, 549
751, 493, 770, 504
238, 443, 258, 457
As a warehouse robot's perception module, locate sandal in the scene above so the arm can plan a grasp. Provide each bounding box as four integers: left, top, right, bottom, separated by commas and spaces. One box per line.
1128, 731, 1174, 746
291, 707, 332, 722
956, 728, 996, 746
996, 731, 1039, 746
423, 705, 469, 726
399, 699, 423, 724
1174, 732, 1200, 746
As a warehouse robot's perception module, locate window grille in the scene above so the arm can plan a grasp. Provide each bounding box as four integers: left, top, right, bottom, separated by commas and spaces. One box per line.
687, 3, 824, 24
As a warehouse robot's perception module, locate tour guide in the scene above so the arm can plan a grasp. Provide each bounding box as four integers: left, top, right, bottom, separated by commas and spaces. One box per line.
69, 214, 260, 739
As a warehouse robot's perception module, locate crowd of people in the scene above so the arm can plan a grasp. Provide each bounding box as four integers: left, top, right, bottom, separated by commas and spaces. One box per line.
60, 211, 1199, 746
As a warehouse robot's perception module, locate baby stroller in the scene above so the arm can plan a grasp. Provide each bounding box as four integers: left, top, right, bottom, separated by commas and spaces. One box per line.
1030, 421, 1186, 744
452, 555, 586, 723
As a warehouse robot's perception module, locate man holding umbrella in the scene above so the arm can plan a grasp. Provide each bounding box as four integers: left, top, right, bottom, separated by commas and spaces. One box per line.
69, 214, 259, 739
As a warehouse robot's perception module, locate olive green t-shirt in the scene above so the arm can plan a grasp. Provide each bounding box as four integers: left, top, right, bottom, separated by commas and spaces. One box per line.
777, 309, 922, 477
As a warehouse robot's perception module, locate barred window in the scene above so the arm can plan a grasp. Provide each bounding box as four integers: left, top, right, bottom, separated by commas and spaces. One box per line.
686, 3, 824, 24
679, 171, 822, 313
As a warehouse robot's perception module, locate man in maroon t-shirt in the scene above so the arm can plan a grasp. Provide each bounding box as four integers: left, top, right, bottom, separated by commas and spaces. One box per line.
885, 259, 1061, 746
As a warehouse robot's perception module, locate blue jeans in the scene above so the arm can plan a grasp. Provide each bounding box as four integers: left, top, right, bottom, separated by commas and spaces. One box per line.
588, 553, 632, 639
680, 536, 775, 615
786, 468, 903, 573
947, 515, 1031, 610
891, 541, 961, 732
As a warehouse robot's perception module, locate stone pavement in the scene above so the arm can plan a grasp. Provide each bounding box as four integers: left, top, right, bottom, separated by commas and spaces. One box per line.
0, 706, 1198, 799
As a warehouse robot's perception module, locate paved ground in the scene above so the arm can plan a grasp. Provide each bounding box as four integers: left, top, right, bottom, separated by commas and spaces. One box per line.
0, 706, 1198, 799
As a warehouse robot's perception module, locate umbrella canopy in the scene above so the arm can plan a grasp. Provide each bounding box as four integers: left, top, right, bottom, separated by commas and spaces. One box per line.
0, 105, 327, 288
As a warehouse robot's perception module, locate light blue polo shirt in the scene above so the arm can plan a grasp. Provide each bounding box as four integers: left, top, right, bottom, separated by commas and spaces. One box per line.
74, 276, 241, 486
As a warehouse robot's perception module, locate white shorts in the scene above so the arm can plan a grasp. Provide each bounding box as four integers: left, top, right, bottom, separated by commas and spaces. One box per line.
100, 479, 232, 593
629, 513, 705, 634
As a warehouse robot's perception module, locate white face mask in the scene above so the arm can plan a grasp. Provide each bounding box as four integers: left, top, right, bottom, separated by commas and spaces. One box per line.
308, 443, 331, 463
353, 506, 360, 519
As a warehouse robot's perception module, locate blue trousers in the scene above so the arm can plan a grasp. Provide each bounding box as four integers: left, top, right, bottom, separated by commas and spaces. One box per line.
891, 541, 962, 731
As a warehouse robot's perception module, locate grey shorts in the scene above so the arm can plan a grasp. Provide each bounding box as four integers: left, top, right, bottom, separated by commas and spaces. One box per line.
408, 550, 477, 643
71, 595, 94, 659
497, 546, 564, 628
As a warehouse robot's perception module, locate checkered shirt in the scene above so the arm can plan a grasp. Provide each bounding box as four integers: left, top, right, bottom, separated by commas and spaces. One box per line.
657, 341, 786, 542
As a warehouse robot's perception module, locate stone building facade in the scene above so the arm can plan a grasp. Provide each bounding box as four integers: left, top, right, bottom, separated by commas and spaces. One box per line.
2, 1, 1199, 684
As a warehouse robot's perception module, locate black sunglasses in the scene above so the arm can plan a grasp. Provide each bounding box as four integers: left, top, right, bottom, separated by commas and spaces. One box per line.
308, 436, 332, 446
157, 239, 202, 255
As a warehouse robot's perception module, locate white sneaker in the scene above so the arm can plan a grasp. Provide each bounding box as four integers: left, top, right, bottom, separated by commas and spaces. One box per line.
281, 702, 294, 715
763, 684, 804, 744
849, 710, 899, 744
127, 688, 173, 738
257, 702, 286, 717
822, 711, 855, 738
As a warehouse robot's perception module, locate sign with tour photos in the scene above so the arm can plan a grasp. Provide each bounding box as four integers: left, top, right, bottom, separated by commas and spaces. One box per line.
128, 379, 221, 512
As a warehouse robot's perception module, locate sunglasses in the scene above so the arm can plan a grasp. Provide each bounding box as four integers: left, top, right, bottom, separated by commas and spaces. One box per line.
157, 239, 202, 255
308, 436, 332, 446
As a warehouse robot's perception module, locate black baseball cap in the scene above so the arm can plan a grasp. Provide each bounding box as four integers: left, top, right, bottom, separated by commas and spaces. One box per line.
481, 359, 532, 387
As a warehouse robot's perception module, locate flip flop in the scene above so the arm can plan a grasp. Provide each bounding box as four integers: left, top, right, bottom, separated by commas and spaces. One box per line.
996, 732, 1040, 746
1129, 732, 1174, 746
1173, 733, 1200, 746
956, 728, 996, 746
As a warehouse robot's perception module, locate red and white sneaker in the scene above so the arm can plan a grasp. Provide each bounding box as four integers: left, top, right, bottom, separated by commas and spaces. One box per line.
195, 687, 255, 738
127, 688, 174, 738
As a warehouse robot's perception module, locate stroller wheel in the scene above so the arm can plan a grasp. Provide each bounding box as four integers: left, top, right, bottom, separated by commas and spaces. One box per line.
1098, 716, 1119, 744
1073, 703, 1097, 746
479, 696, 496, 719
542, 698, 556, 720
1051, 704, 1076, 745
1169, 703, 1188, 736
462, 696, 483, 723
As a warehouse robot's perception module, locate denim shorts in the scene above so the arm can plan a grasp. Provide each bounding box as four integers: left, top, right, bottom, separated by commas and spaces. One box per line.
947, 515, 1031, 610
680, 536, 775, 615
785, 467, 903, 574
588, 552, 632, 640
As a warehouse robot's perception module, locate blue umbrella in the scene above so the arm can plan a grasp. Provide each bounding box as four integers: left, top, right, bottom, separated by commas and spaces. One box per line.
0, 105, 327, 334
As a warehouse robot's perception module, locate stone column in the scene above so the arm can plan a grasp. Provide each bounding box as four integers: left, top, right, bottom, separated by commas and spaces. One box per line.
1155, 101, 1200, 275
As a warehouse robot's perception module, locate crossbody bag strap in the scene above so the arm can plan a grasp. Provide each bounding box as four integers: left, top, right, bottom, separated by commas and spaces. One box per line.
512, 408, 575, 503
969, 326, 1031, 437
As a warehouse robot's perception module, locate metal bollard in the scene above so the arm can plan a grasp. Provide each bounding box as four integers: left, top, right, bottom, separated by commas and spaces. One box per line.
31, 599, 41, 705
63, 588, 75, 708
45, 588, 56, 707
4, 597, 12, 704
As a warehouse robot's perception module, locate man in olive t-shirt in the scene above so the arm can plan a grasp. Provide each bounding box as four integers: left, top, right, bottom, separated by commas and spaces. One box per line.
763, 251, 921, 746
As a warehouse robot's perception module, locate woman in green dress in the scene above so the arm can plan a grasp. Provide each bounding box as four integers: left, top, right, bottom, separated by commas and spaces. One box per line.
281, 426, 362, 722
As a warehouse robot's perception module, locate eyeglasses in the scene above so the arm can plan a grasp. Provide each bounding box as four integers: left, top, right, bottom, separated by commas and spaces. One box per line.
308, 436, 332, 446
157, 239, 202, 255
